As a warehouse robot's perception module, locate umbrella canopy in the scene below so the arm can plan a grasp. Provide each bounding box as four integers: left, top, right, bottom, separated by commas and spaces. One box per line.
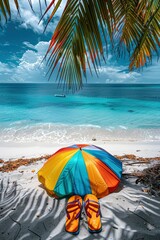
38, 144, 122, 199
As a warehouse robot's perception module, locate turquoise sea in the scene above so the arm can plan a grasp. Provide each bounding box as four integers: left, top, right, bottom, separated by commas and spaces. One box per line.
0, 83, 160, 143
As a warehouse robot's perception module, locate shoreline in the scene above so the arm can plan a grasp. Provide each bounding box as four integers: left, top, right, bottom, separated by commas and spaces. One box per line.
0, 140, 160, 161
0, 121, 160, 145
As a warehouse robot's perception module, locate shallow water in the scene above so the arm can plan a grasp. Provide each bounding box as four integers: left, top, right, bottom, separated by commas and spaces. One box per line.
0, 83, 160, 143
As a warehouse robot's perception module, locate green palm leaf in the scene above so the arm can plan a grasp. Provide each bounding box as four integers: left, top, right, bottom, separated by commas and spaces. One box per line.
0, 0, 19, 22
0, 0, 46, 23
44, 0, 114, 89
114, 0, 143, 55
113, 0, 160, 69
129, 0, 160, 69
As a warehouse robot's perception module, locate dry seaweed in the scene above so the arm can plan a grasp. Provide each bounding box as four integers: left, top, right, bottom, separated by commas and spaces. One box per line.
135, 164, 160, 197
0, 155, 52, 172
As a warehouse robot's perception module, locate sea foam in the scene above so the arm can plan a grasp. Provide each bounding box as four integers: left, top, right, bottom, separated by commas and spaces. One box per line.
0, 122, 160, 144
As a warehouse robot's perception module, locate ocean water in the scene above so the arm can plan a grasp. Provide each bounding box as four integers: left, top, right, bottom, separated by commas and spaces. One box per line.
0, 83, 160, 143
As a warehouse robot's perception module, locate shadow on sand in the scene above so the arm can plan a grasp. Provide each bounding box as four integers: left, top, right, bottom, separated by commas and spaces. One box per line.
0, 177, 160, 240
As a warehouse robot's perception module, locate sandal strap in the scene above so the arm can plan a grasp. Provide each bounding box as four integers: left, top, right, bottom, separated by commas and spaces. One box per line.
66, 199, 82, 219
84, 199, 100, 218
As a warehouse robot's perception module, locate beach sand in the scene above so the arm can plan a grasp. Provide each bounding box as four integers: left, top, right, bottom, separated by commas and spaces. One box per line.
0, 141, 160, 240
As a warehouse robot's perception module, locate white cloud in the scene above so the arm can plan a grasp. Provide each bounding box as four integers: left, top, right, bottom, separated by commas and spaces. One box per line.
23, 41, 36, 50
0, 40, 159, 84
0, 62, 12, 73
0, 62, 16, 82
87, 52, 141, 83
19, 9, 44, 33
137, 61, 160, 83
9, 0, 66, 34
88, 51, 160, 83
0, 41, 51, 83
93, 62, 160, 84
95, 66, 141, 83
12, 41, 49, 82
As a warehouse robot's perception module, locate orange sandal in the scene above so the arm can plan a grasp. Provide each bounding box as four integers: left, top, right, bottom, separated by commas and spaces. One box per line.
65, 195, 82, 235
84, 194, 102, 233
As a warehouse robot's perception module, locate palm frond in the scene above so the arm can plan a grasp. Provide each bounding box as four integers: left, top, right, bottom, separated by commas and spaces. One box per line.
0, 0, 19, 23
0, 0, 47, 23
0, 0, 10, 22
129, 0, 160, 69
114, 0, 143, 55
44, 0, 114, 90
112, 0, 160, 70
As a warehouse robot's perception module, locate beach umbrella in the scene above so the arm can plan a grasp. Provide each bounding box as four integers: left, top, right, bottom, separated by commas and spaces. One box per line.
38, 144, 122, 199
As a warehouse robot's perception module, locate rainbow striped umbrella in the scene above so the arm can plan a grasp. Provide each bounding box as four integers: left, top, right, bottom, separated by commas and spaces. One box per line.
38, 144, 122, 199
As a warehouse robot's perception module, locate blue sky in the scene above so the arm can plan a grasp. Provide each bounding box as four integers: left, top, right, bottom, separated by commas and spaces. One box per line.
0, 0, 160, 84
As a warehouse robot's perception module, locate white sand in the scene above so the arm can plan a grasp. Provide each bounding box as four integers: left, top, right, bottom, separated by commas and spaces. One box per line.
0, 140, 160, 160
0, 141, 160, 239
